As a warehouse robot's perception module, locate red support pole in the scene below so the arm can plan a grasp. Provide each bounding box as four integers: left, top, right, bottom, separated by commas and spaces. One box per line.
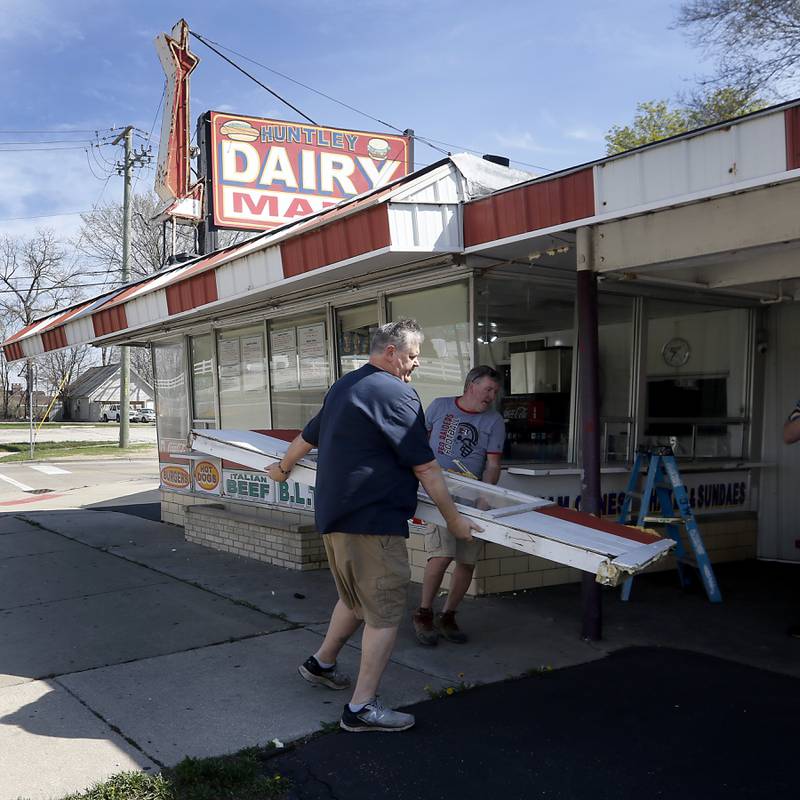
577, 248, 602, 641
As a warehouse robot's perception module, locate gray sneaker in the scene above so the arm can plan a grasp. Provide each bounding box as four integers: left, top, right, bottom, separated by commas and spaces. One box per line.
340, 697, 415, 732
298, 655, 351, 690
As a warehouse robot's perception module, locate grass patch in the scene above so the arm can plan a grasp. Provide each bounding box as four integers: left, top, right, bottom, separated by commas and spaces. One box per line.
53, 748, 288, 800
0, 440, 154, 462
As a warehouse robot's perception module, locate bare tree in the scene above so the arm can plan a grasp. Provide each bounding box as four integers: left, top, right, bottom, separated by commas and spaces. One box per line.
0, 230, 90, 410
76, 193, 193, 280
41, 346, 93, 419
77, 192, 253, 283
0, 230, 83, 327
677, 1, 800, 95
130, 345, 154, 387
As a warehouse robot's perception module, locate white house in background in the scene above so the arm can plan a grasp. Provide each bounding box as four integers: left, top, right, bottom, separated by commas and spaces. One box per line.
64, 364, 154, 422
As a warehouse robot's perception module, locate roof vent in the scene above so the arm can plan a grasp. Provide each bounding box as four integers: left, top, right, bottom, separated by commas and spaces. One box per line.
482, 154, 510, 167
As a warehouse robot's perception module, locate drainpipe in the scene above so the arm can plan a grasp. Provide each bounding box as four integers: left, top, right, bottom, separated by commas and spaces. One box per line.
576, 226, 602, 641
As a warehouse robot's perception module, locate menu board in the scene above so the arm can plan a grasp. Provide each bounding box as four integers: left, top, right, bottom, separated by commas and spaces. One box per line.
241, 334, 266, 392
298, 323, 328, 388
218, 337, 241, 393
270, 327, 298, 390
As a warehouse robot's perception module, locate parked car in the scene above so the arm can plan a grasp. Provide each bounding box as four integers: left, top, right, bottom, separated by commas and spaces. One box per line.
134, 407, 156, 423
101, 404, 137, 423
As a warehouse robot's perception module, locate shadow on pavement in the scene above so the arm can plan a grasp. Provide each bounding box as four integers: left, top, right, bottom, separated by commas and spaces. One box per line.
274, 646, 797, 800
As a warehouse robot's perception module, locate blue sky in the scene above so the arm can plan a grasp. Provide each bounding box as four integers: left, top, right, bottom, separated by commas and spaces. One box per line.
0, 0, 710, 244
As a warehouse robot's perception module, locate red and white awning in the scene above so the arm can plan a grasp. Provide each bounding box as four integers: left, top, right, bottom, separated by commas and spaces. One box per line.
4, 154, 530, 362
463, 100, 800, 270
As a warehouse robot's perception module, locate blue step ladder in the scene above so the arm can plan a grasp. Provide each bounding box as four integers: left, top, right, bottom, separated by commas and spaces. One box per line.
617, 446, 722, 603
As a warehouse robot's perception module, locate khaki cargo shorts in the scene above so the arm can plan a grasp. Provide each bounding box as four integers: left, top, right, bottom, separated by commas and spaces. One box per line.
323, 532, 410, 628
425, 523, 482, 566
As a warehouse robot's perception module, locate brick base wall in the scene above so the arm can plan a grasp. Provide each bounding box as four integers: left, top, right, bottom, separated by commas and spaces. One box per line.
184, 503, 327, 571
161, 492, 757, 593
161, 490, 326, 571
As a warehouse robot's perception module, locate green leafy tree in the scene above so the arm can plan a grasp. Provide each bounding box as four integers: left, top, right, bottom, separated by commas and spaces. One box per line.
605, 100, 690, 154
605, 88, 766, 154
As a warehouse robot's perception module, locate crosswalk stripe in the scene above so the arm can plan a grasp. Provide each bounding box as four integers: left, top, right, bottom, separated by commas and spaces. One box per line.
0, 472, 35, 491
29, 464, 70, 475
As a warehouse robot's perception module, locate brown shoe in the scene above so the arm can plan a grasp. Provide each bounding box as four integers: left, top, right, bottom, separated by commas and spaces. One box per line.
412, 607, 439, 646
435, 610, 468, 643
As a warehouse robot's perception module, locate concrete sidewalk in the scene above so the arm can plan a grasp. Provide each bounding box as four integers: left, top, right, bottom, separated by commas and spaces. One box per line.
1, 508, 798, 799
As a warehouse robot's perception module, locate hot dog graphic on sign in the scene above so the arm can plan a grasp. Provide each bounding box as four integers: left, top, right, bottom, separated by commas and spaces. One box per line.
208, 112, 411, 231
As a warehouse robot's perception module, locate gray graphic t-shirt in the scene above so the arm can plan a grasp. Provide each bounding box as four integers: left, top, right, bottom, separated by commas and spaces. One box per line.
425, 396, 505, 478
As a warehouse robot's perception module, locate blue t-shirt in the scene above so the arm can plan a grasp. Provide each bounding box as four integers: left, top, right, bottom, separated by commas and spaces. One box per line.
302, 364, 435, 536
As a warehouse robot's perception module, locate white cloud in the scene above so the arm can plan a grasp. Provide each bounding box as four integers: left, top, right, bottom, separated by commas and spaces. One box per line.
564, 127, 603, 143
0, 149, 121, 243
0, 0, 87, 45
493, 131, 567, 155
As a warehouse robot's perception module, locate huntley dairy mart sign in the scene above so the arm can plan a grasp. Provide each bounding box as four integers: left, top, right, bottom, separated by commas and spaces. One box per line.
209, 112, 411, 231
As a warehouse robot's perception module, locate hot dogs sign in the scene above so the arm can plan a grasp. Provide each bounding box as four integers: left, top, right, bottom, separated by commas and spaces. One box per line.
209, 112, 412, 231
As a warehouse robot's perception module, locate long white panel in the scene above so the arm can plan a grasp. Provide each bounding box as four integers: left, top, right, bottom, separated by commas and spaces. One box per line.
126, 289, 169, 329
216, 247, 283, 300
190, 428, 674, 585
64, 315, 96, 346
596, 110, 787, 215
388, 204, 460, 251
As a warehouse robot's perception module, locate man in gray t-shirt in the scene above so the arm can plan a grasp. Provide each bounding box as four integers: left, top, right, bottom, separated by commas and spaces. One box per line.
412, 365, 506, 645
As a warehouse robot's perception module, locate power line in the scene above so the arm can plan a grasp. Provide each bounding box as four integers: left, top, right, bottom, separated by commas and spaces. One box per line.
0, 210, 89, 222
0, 128, 102, 134
133, 83, 165, 194
190, 30, 318, 126
188, 32, 552, 168
0, 281, 121, 294
0, 145, 98, 153
0, 138, 95, 146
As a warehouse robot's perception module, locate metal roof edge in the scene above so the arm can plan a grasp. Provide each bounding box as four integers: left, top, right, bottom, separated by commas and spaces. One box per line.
464, 96, 800, 205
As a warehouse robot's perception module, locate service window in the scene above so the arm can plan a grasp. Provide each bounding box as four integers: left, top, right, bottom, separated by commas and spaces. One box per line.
476, 271, 575, 463
217, 324, 269, 429
644, 301, 751, 459
153, 338, 189, 454
268, 312, 330, 429
388, 281, 470, 410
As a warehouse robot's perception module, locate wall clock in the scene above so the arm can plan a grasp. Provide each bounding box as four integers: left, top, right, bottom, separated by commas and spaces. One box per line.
662, 337, 691, 367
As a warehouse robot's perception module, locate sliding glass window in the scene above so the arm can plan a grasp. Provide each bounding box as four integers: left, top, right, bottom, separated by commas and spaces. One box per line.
268, 313, 330, 429
388, 281, 470, 410
217, 325, 269, 429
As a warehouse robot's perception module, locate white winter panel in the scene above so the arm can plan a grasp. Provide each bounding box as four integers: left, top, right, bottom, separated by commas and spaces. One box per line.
64, 315, 96, 346
388, 204, 460, 250
21, 336, 44, 356
217, 247, 282, 300
393, 172, 461, 204
391, 166, 460, 203
596, 111, 788, 214
126, 290, 169, 329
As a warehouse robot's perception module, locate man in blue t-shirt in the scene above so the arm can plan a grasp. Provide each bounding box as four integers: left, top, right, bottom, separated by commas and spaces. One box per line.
268, 319, 481, 733
412, 365, 505, 646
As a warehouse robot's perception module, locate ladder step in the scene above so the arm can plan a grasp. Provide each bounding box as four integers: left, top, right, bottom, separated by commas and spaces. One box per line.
626, 490, 642, 499
642, 516, 684, 525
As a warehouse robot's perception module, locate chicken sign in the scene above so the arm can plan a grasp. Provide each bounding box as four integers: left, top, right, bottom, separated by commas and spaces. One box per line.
208, 112, 412, 231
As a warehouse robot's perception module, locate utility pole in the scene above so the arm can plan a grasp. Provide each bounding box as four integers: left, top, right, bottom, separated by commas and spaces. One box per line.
112, 126, 151, 448
28, 359, 34, 460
